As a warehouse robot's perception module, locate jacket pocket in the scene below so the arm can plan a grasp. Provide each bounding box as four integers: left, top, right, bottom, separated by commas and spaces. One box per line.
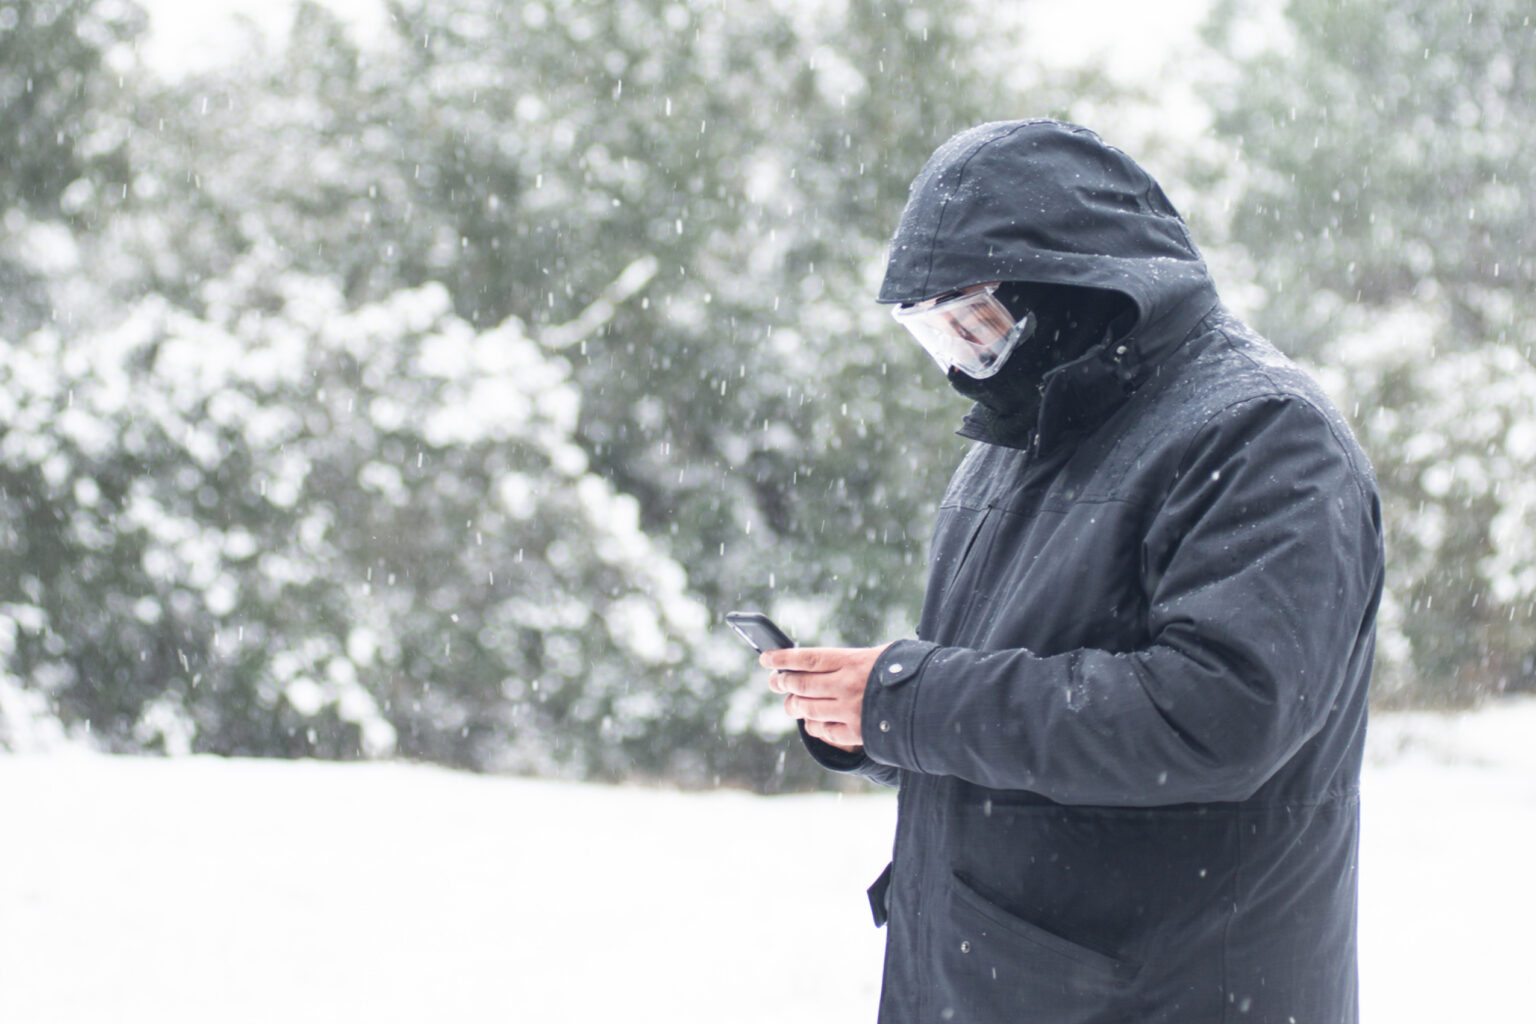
933, 871, 1136, 1024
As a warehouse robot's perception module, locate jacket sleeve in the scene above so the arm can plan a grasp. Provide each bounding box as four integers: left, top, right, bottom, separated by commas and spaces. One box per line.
860, 394, 1384, 805
798, 721, 902, 788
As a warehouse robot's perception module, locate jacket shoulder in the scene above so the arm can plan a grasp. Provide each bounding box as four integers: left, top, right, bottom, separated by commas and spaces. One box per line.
1188, 316, 1374, 479
1074, 314, 1378, 505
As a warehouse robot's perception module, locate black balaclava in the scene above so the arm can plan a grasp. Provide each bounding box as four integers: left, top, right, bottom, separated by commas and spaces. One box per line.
948, 281, 1134, 448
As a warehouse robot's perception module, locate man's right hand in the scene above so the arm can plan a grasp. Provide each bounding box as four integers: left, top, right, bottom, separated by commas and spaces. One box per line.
760, 643, 891, 752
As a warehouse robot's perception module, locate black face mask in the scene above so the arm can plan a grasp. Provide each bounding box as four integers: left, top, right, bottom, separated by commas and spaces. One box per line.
947, 282, 1134, 445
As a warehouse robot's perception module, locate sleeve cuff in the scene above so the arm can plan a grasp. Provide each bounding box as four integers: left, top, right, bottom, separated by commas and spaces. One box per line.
861, 638, 940, 771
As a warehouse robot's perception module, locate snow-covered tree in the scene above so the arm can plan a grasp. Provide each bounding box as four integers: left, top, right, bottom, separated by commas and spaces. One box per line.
0, 0, 143, 337
1310, 302, 1536, 703
1200, 0, 1536, 701
0, 253, 726, 777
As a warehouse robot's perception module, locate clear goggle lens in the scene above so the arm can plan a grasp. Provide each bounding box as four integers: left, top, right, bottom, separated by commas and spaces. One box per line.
891, 284, 1033, 379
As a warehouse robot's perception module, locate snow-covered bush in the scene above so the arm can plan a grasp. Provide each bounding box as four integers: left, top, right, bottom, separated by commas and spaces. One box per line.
1312, 300, 1536, 704
0, 249, 714, 776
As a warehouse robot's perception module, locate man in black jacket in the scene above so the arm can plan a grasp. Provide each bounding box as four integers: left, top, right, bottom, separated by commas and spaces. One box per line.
760, 120, 1384, 1023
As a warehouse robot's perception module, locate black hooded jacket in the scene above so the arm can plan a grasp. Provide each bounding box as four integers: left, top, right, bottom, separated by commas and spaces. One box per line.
805, 121, 1384, 1023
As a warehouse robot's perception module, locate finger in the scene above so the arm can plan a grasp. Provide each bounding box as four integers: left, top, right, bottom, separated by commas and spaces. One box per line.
821, 720, 861, 749
766, 670, 789, 694
806, 717, 863, 752
785, 694, 848, 724
773, 669, 848, 699
759, 647, 858, 673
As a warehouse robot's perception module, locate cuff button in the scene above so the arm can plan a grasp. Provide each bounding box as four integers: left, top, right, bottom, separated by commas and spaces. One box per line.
879, 720, 891, 733
888, 663, 904, 674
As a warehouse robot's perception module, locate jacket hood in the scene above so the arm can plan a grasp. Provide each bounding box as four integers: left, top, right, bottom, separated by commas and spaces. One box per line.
880, 120, 1218, 374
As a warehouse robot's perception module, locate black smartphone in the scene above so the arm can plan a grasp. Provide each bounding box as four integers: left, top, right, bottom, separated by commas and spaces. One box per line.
725, 610, 795, 652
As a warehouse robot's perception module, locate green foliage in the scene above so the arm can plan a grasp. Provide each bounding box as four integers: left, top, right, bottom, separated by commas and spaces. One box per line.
0, 0, 143, 216
1201, 0, 1536, 701
0, 0, 143, 335
1204, 0, 1533, 355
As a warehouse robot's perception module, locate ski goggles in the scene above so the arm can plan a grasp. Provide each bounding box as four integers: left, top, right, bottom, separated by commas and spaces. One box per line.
890, 283, 1035, 379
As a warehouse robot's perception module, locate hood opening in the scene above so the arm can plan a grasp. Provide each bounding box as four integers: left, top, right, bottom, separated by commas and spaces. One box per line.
878, 119, 1210, 351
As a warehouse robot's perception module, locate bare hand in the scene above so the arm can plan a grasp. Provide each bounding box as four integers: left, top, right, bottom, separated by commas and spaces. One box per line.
760, 644, 892, 752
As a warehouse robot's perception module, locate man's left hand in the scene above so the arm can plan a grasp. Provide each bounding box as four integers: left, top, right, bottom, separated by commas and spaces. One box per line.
760, 644, 893, 752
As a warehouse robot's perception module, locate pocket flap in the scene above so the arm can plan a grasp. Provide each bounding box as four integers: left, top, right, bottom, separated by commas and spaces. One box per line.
867, 861, 894, 928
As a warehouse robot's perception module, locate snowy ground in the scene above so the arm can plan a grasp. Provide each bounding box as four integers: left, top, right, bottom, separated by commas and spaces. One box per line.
2, 699, 1533, 1023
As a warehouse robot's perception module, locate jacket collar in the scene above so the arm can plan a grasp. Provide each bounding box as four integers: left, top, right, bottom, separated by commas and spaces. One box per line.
961, 282, 1220, 454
